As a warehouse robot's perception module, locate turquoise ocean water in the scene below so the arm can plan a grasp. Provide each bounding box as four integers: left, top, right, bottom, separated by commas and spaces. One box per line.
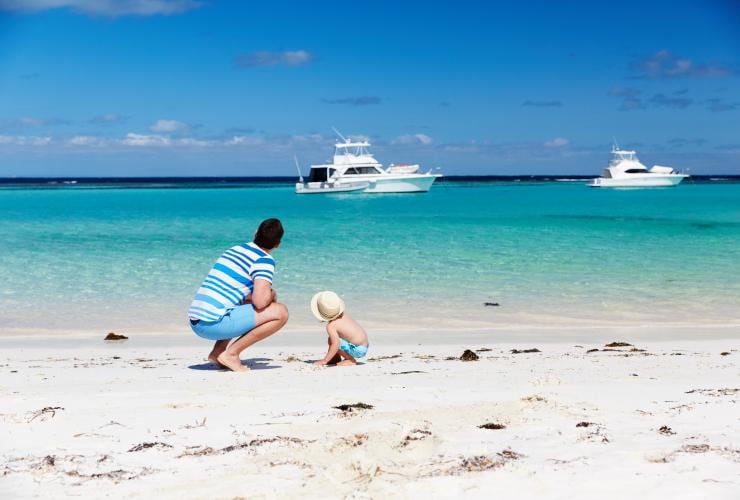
1, 180, 739, 334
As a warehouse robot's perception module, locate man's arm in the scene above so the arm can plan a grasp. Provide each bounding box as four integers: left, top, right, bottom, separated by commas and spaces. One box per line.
315, 323, 340, 365
251, 279, 275, 310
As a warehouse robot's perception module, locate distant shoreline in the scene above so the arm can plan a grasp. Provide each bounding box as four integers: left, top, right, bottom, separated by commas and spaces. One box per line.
1, 175, 739, 187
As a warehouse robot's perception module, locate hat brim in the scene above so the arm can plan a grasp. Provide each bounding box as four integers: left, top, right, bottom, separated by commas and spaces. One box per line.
310, 291, 345, 321
310, 292, 323, 321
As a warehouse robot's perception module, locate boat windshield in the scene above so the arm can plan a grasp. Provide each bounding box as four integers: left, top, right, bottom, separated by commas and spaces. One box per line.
334, 142, 372, 157
308, 167, 336, 182
611, 149, 638, 164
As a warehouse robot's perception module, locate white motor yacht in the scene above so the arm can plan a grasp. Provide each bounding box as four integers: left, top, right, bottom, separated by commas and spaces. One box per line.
591, 146, 688, 187
295, 132, 442, 194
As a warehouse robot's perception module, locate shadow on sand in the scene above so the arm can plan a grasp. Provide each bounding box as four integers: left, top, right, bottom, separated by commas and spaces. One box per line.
188, 357, 281, 371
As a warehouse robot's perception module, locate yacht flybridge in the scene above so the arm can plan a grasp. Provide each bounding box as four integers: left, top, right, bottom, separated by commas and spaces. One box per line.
295, 132, 442, 194
591, 146, 688, 187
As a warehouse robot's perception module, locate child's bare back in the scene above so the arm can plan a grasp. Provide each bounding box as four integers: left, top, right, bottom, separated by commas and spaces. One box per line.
330, 313, 367, 346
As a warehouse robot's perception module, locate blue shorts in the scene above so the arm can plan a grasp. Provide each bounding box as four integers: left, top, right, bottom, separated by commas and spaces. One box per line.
190, 304, 256, 341
339, 338, 368, 359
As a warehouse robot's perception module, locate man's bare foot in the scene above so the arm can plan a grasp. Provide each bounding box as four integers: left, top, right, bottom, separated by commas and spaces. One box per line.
208, 340, 230, 368
216, 352, 249, 372
337, 359, 357, 366
207, 352, 226, 368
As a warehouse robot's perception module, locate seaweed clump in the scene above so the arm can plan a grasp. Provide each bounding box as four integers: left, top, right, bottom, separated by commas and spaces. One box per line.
460, 350, 479, 361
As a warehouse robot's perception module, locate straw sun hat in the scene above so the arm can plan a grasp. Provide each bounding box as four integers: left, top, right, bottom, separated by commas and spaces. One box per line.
310, 291, 345, 322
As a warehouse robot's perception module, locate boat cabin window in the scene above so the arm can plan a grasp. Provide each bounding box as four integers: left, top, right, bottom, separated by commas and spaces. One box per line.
344, 166, 378, 175
309, 168, 336, 182
625, 168, 647, 174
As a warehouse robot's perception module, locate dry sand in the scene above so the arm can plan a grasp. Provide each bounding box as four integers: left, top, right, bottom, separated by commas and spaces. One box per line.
0, 330, 738, 499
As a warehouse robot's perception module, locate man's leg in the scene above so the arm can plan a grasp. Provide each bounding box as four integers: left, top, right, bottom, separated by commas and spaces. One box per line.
217, 302, 289, 372
208, 339, 230, 367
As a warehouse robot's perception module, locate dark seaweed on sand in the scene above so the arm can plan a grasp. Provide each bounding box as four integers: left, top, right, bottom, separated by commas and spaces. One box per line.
460, 350, 479, 361
104, 332, 128, 341
479, 423, 506, 430
334, 403, 374, 412
510, 348, 541, 354
128, 442, 173, 452
28, 406, 64, 422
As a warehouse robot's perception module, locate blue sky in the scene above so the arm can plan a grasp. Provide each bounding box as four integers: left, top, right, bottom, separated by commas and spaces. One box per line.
0, 0, 738, 176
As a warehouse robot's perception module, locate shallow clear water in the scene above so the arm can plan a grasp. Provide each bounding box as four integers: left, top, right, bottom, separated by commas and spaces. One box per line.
1, 181, 739, 333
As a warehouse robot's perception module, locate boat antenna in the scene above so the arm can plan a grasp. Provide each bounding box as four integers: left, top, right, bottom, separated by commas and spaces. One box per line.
332, 126, 349, 143
612, 136, 619, 151
293, 155, 304, 183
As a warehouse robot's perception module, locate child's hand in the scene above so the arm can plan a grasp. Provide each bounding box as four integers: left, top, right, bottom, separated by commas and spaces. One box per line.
313, 360, 327, 366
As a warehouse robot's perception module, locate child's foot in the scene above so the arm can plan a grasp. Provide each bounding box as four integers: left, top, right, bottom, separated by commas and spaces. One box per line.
216, 352, 249, 372
337, 359, 357, 366
328, 353, 342, 365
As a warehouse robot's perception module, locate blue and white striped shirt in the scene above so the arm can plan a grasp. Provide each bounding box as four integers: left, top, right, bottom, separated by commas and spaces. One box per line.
188, 242, 276, 322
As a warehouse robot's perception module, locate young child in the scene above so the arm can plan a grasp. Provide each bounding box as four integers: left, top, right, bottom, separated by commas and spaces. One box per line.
311, 291, 369, 366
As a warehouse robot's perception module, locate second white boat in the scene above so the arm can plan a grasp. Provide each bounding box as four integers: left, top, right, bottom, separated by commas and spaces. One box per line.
591, 146, 688, 187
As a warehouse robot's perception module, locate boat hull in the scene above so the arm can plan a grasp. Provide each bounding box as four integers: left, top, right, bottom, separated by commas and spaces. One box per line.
590, 175, 687, 188
363, 175, 439, 193
295, 182, 368, 194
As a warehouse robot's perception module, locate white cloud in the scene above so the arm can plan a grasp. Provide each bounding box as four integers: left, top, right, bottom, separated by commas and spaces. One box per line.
544, 137, 569, 148
234, 50, 313, 68
121, 133, 171, 147
631, 50, 736, 80
227, 135, 266, 146
393, 133, 433, 146
443, 144, 481, 153
0, 135, 52, 145
291, 133, 324, 143
175, 137, 212, 147
68, 135, 104, 146
150, 119, 188, 133
19, 117, 43, 127
6, 116, 70, 127
0, 0, 201, 16
90, 113, 125, 124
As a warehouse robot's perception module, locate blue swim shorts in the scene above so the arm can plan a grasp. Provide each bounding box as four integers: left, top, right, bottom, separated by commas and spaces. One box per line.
339, 338, 369, 359
190, 304, 256, 341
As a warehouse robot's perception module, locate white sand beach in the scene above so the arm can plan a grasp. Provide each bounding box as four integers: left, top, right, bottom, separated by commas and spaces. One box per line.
1, 328, 738, 499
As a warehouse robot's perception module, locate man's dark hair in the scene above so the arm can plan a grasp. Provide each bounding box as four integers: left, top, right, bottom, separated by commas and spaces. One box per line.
254, 218, 284, 249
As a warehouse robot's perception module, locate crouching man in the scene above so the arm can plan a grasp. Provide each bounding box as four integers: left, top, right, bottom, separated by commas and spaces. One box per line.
188, 218, 288, 372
